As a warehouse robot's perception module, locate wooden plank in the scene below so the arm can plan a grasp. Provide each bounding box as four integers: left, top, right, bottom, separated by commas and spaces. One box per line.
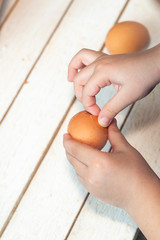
123, 85, 160, 177
69, 197, 137, 240
0, 100, 87, 240
118, 0, 160, 176
0, 0, 127, 236
68, 0, 160, 239
0, 0, 72, 121
0, 0, 17, 25
1, 88, 131, 240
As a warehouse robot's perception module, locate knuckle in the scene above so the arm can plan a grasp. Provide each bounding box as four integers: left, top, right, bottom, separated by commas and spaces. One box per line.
95, 161, 102, 170
82, 95, 89, 107
95, 60, 107, 72
82, 85, 88, 97
87, 161, 103, 185
95, 63, 105, 72
82, 101, 90, 111
88, 173, 96, 185
79, 48, 88, 55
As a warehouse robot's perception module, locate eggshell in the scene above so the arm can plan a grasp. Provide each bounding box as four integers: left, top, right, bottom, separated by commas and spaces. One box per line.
105, 21, 150, 54
68, 111, 108, 150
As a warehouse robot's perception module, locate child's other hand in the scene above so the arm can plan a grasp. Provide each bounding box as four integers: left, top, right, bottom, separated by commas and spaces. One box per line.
63, 120, 160, 240
63, 119, 157, 210
68, 45, 160, 127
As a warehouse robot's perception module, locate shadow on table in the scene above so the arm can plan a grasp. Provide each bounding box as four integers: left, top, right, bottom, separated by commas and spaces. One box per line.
155, 0, 160, 4
0, 0, 5, 22
0, 0, 12, 24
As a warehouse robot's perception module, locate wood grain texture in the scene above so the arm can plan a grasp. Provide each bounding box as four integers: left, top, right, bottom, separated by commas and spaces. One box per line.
1, 88, 131, 240
0, 0, 17, 25
0, 0, 72, 231
123, 86, 160, 176
0, 0, 72, 121
0, 0, 127, 237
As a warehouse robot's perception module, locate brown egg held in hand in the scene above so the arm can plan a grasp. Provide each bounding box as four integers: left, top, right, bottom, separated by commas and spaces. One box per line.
68, 111, 108, 150
105, 21, 150, 54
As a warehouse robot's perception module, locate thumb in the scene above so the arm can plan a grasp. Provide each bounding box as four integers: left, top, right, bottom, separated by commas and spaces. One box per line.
108, 119, 129, 152
98, 86, 133, 127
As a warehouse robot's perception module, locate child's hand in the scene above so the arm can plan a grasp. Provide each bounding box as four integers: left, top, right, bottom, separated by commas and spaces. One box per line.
63, 120, 160, 240
63, 119, 156, 209
68, 45, 160, 127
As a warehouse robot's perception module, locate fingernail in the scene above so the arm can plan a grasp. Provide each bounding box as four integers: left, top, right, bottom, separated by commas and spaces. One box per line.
98, 117, 112, 127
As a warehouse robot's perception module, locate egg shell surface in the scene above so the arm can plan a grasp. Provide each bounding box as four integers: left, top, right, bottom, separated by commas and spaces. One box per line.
105, 21, 150, 54
68, 111, 108, 150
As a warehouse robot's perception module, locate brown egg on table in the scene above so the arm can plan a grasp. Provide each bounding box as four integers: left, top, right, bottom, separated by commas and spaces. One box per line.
67, 111, 108, 150
105, 21, 150, 54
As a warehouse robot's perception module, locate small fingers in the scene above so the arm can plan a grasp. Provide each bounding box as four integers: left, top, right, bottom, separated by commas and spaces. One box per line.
73, 64, 95, 102
63, 134, 89, 166
66, 151, 89, 191
107, 119, 130, 152
68, 48, 103, 82
82, 71, 111, 116
65, 151, 88, 177
98, 85, 134, 127
63, 133, 102, 188
63, 133, 101, 166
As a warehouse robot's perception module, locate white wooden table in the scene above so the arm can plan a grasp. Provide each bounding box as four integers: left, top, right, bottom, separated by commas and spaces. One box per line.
0, 0, 160, 239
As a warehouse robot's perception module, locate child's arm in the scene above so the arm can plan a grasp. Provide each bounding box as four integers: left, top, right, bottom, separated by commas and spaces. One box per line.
68, 44, 160, 127
63, 120, 160, 240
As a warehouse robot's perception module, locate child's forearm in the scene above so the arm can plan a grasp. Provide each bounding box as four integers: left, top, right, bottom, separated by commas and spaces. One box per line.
150, 43, 160, 84
127, 172, 160, 240
127, 44, 160, 239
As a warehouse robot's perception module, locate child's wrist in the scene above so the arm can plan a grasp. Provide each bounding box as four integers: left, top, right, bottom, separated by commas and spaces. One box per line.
126, 174, 160, 240
150, 44, 160, 84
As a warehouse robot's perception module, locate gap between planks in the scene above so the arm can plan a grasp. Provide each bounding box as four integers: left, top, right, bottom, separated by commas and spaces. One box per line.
0, 0, 75, 237
0, 96, 76, 237
0, 0, 19, 29
0, 0, 74, 125
99, 0, 130, 52
133, 229, 141, 240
